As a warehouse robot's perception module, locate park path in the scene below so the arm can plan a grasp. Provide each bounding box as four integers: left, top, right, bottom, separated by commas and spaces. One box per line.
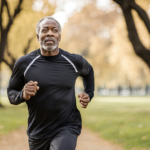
0, 127, 123, 150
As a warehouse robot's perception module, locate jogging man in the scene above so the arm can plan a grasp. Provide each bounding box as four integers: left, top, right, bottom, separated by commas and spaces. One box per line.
7, 16, 94, 150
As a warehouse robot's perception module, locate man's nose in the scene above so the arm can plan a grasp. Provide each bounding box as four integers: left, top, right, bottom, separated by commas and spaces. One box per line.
47, 29, 53, 36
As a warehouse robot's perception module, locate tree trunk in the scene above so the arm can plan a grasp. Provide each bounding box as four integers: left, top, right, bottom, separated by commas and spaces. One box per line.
113, 0, 150, 67
0, 0, 23, 64
0, 0, 23, 107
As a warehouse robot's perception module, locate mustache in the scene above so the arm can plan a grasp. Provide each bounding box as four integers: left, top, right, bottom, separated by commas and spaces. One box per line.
44, 37, 56, 43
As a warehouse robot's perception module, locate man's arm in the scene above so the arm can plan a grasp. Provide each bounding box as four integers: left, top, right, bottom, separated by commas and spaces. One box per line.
78, 57, 95, 108
7, 88, 26, 105
7, 58, 39, 105
7, 58, 26, 105
82, 65, 94, 100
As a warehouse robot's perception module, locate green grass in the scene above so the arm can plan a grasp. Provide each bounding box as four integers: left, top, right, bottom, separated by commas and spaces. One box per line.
1, 96, 150, 149
0, 97, 28, 136
77, 96, 150, 150
1, 96, 15, 106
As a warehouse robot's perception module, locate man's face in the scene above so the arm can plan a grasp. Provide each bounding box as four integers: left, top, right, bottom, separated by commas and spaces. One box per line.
37, 19, 61, 51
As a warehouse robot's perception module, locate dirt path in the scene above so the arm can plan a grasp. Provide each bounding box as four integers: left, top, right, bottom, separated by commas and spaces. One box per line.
0, 127, 123, 150
76, 128, 123, 150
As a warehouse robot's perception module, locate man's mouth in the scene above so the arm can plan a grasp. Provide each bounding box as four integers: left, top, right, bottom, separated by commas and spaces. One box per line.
45, 40, 54, 44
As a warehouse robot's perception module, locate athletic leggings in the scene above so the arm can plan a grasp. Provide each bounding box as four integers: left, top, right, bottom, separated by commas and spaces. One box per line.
28, 129, 78, 150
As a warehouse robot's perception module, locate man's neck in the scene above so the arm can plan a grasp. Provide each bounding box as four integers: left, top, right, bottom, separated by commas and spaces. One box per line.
40, 47, 59, 56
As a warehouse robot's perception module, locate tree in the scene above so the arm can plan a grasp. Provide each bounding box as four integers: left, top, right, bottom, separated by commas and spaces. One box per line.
0, 0, 23, 65
0, 0, 55, 107
60, 4, 120, 87
1, 0, 55, 65
61, 2, 150, 89
0, 0, 22, 107
3, 37, 34, 71
113, 0, 150, 67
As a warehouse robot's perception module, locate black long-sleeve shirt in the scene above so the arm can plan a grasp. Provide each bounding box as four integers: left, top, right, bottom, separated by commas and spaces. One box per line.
7, 48, 94, 139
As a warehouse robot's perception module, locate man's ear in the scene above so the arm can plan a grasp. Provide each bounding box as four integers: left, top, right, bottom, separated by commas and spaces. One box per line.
37, 35, 39, 41
59, 34, 61, 41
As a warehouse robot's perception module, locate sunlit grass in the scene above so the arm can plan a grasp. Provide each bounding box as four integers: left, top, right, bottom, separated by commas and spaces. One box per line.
1, 96, 150, 150
0, 96, 13, 106
77, 96, 150, 150
0, 96, 28, 136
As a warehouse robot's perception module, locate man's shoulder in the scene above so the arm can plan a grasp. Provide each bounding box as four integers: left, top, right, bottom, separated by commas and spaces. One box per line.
61, 49, 83, 63
61, 49, 86, 73
60, 49, 92, 76
17, 49, 39, 63
15, 49, 39, 68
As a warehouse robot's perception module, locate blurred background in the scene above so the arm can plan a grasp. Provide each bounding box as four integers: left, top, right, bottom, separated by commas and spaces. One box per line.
0, 0, 150, 150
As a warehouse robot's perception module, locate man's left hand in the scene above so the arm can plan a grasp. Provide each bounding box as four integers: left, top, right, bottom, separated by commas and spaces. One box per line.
78, 92, 90, 109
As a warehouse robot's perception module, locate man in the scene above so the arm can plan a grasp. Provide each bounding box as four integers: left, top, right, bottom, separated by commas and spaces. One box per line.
7, 16, 94, 150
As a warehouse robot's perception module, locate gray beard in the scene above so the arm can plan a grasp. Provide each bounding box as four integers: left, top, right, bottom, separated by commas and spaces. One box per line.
43, 44, 57, 51
41, 40, 58, 51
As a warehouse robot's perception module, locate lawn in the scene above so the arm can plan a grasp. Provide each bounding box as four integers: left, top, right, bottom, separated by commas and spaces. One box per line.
1, 96, 150, 150
78, 96, 150, 150
0, 96, 28, 135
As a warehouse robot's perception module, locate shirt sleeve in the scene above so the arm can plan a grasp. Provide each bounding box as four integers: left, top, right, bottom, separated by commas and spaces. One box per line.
7, 58, 26, 105
80, 57, 95, 101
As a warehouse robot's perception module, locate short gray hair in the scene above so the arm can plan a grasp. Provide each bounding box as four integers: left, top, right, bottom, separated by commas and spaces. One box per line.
36, 16, 61, 34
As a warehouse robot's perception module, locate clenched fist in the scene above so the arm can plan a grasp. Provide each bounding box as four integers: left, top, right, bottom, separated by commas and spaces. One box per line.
23, 81, 39, 100
78, 92, 90, 109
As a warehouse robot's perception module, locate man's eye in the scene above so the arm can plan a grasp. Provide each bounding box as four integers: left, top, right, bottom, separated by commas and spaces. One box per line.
54, 29, 58, 32
42, 29, 47, 32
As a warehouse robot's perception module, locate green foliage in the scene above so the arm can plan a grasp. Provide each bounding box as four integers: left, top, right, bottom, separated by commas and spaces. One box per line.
78, 96, 150, 150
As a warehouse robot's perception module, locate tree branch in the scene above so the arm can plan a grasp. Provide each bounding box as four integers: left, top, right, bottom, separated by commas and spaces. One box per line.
130, 1, 150, 33
5, 44, 16, 63
4, 0, 11, 21
3, 57, 10, 68
0, 0, 23, 64
3, 44, 16, 71
0, 0, 4, 31
23, 37, 34, 54
13, 0, 23, 20
5, 0, 23, 33
2, 57, 14, 71
122, 4, 144, 51
113, 0, 133, 8
113, 0, 150, 67
3, 36, 34, 70
113, 0, 124, 6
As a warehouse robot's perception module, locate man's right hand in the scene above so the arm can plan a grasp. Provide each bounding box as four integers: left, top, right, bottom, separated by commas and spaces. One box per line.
23, 81, 39, 100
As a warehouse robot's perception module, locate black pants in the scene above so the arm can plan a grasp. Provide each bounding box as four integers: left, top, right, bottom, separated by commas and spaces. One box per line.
28, 129, 78, 150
